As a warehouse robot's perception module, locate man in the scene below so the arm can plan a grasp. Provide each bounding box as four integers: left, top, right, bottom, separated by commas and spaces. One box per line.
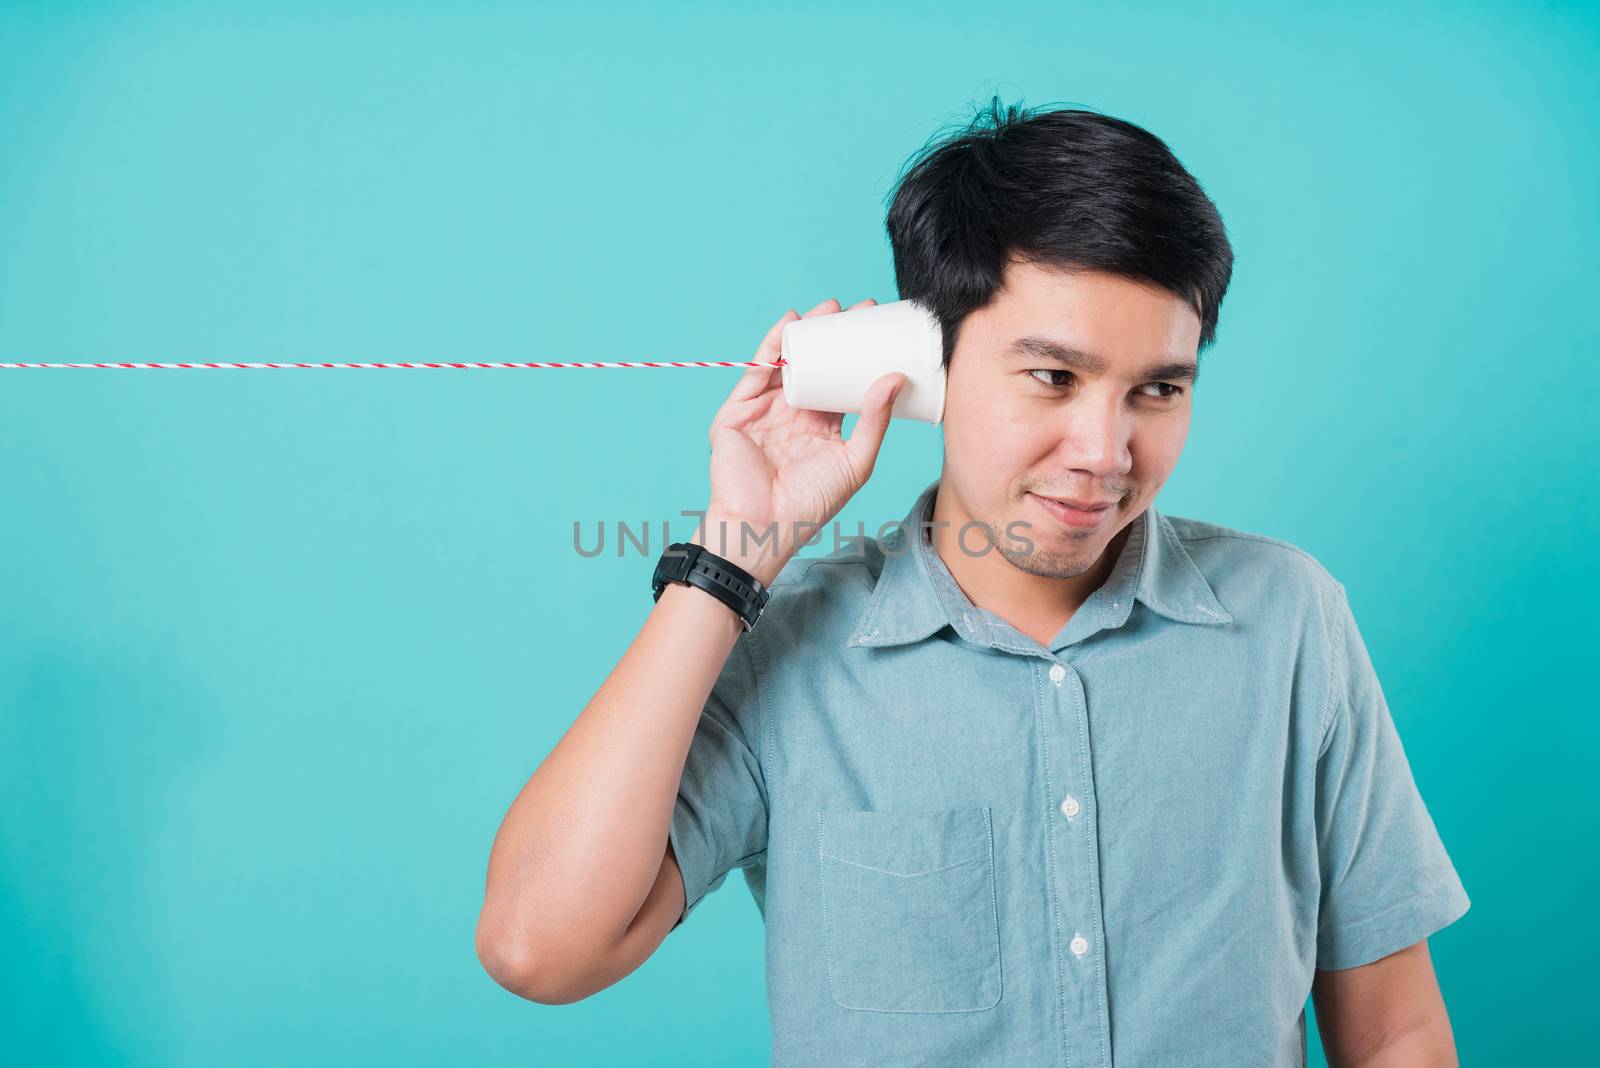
476, 99, 1470, 1067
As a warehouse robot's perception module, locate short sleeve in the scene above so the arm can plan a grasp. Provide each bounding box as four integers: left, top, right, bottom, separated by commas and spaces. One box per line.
1314, 582, 1470, 970
666, 628, 768, 930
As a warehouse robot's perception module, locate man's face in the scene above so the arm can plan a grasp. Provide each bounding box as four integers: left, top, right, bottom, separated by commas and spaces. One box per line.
939, 258, 1202, 579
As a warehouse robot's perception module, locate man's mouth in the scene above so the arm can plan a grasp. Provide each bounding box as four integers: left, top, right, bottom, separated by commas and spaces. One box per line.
1028, 492, 1115, 529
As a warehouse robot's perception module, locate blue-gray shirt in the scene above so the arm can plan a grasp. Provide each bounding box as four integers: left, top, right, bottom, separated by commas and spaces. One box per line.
668, 477, 1469, 1067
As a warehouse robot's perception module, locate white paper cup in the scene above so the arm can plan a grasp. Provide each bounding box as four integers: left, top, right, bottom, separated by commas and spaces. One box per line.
780, 299, 947, 425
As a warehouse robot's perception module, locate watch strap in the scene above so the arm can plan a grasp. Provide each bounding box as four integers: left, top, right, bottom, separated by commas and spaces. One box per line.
652, 541, 771, 631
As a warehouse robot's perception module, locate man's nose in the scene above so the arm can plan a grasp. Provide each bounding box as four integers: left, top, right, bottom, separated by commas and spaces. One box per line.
1055, 392, 1133, 478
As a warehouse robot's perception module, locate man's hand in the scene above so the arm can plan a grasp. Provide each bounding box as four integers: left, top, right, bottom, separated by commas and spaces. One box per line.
1312, 939, 1460, 1067
698, 298, 907, 584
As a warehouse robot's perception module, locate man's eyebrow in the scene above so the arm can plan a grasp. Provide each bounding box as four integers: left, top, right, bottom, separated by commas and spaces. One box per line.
1005, 335, 1199, 383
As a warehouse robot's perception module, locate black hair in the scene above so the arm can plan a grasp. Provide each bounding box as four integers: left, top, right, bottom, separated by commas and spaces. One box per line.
885, 97, 1234, 370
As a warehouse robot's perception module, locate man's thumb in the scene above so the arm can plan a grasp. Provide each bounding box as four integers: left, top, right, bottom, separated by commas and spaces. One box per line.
844, 372, 908, 471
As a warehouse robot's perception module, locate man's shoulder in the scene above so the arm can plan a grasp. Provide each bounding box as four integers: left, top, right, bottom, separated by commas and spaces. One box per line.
750, 536, 888, 638
767, 537, 886, 593
1162, 511, 1345, 602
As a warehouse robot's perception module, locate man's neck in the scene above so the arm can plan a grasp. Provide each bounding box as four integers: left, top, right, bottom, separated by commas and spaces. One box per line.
926, 483, 1129, 649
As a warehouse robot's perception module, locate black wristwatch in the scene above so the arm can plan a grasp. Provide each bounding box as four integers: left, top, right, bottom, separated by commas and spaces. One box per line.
652, 541, 771, 632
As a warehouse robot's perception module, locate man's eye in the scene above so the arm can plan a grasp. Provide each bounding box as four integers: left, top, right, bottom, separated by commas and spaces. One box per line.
1027, 370, 1184, 400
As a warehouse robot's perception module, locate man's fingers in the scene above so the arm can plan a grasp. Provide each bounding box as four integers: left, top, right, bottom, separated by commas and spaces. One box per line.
714, 298, 878, 438
722, 308, 799, 410
845, 372, 908, 474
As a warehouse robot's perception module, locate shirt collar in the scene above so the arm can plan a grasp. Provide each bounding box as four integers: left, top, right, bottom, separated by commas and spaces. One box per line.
847, 478, 1233, 652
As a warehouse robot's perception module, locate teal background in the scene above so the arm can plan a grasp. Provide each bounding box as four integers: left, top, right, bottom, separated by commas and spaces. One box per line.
1, 1, 1594, 1063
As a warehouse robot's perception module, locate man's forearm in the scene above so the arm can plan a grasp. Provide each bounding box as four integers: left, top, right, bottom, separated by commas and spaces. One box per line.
1325, 1015, 1458, 1068
475, 512, 787, 994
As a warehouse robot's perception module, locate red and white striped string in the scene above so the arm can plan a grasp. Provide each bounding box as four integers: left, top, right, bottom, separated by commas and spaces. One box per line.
0, 359, 784, 369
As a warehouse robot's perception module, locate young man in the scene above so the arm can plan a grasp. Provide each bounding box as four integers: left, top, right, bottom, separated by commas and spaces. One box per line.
476, 100, 1470, 1067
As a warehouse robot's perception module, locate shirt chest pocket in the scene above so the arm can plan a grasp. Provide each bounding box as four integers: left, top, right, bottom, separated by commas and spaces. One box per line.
816, 805, 1002, 1014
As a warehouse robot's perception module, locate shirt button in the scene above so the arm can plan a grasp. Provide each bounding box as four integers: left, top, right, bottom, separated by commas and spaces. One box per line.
1059, 795, 1081, 819
1070, 934, 1090, 957
1048, 663, 1067, 684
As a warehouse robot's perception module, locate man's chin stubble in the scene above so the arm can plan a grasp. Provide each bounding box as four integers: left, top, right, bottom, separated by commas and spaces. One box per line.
992, 525, 1104, 580
997, 545, 1101, 580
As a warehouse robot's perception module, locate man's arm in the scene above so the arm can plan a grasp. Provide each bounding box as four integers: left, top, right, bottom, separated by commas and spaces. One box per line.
1312, 939, 1459, 1068
474, 299, 906, 1005
474, 564, 758, 1004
